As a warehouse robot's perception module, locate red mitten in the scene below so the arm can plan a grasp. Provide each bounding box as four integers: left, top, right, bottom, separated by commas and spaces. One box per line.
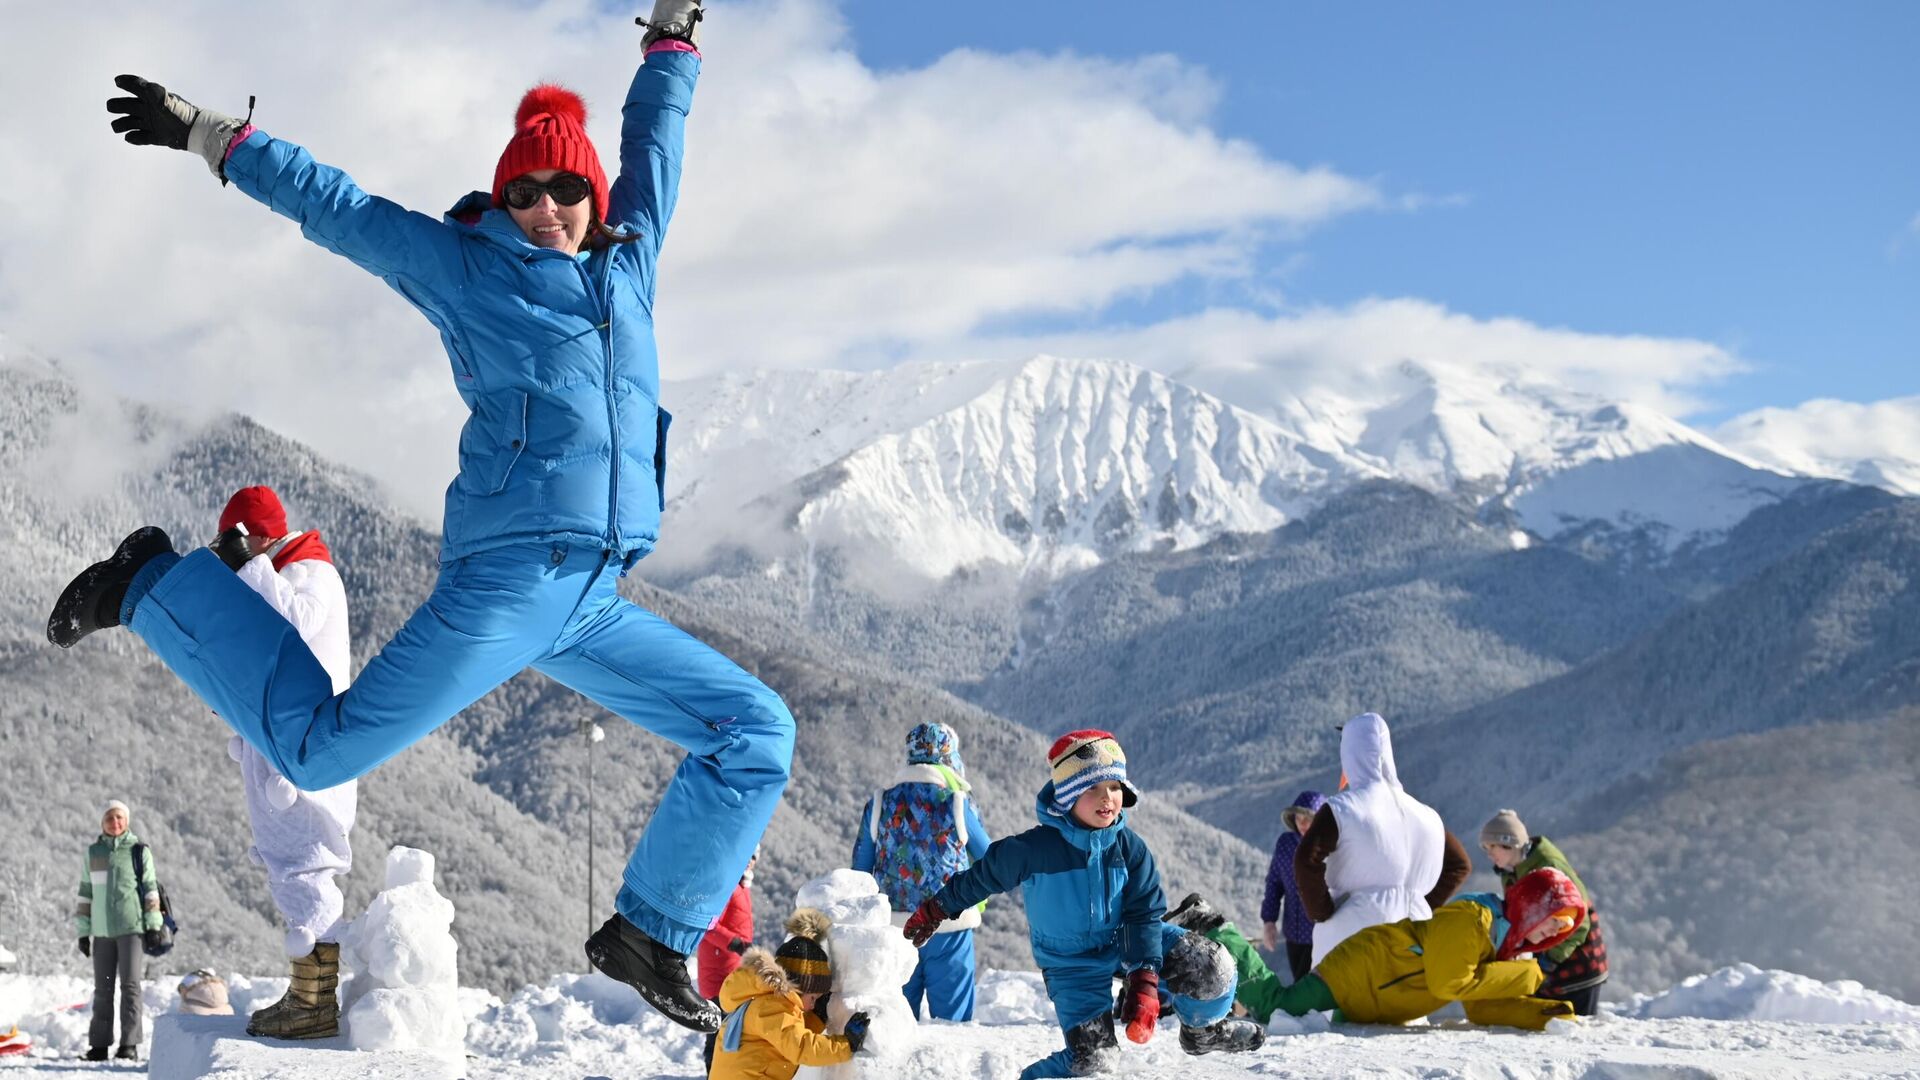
902, 896, 948, 947
1121, 969, 1160, 1044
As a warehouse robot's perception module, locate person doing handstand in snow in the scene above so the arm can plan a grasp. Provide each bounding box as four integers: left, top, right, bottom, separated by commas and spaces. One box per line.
904, 730, 1165, 1080
49, 0, 783, 1033
211, 486, 357, 1040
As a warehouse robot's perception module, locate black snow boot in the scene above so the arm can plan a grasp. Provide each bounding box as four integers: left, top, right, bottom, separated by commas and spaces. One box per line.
82, 1045, 109, 1061
1179, 1018, 1267, 1055
585, 914, 721, 1032
47, 526, 173, 648
1166, 891, 1227, 935
1064, 1009, 1120, 1074
113, 1044, 139, 1062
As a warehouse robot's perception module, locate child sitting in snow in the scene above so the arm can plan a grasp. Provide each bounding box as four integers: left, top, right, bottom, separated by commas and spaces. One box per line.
1195, 867, 1586, 1031
1481, 809, 1609, 1015
712, 909, 870, 1080
904, 730, 1166, 1080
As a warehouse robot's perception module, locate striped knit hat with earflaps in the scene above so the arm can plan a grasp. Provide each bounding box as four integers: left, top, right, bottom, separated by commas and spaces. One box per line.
1047, 729, 1139, 813
774, 908, 834, 994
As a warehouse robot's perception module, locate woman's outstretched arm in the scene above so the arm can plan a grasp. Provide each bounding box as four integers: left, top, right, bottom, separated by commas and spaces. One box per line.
609, 2, 703, 266
108, 74, 466, 308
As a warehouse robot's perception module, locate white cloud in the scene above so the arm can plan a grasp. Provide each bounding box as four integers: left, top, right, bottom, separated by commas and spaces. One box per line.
1715, 396, 1920, 495
0, 0, 1380, 518
878, 298, 1748, 423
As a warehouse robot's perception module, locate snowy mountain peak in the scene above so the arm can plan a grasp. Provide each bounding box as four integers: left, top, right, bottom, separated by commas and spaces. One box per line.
659, 354, 1829, 581
662, 354, 1380, 579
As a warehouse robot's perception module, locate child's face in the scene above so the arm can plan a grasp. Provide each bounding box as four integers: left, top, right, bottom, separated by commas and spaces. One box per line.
1523, 913, 1577, 945
1482, 843, 1523, 872
1070, 780, 1125, 829
1292, 811, 1313, 836
800, 991, 823, 1011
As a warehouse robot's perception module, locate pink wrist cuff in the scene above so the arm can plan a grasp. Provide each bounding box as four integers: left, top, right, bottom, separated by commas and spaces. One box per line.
646, 39, 700, 57
224, 125, 257, 162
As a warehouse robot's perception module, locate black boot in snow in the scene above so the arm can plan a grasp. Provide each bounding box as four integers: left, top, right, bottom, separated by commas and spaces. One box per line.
1179, 1018, 1267, 1055
47, 526, 173, 648
585, 914, 721, 1033
1166, 892, 1226, 935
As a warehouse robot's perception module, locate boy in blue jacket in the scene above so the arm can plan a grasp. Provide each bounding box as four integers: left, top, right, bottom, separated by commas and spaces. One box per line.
903, 730, 1165, 1079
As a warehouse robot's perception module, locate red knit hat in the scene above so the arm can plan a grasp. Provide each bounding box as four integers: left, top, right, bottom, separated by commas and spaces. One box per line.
220, 486, 288, 539
1498, 867, 1588, 961
491, 84, 609, 223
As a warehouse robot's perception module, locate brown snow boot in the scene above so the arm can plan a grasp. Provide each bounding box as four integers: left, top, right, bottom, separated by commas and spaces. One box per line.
247, 942, 340, 1040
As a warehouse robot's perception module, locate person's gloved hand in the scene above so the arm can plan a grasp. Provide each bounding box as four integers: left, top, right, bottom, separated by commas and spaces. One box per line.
726, 936, 750, 955
810, 988, 833, 1023
107, 75, 246, 178
843, 1010, 871, 1053
902, 896, 947, 947
210, 525, 252, 571
638, 0, 703, 47
1121, 969, 1160, 1044
78, 937, 91, 958
143, 928, 168, 953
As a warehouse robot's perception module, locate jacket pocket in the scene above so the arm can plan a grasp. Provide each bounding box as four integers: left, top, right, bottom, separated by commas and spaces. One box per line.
653, 406, 672, 509
462, 390, 529, 496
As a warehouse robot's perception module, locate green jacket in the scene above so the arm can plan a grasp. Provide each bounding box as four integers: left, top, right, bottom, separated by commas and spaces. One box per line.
1495, 836, 1591, 964
76, 832, 163, 938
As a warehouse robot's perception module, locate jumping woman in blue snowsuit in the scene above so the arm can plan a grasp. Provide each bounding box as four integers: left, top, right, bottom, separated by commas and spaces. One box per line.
50, 1, 777, 1033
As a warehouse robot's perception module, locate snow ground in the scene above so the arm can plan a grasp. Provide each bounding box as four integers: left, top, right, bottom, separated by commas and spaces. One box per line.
4, 966, 1918, 1078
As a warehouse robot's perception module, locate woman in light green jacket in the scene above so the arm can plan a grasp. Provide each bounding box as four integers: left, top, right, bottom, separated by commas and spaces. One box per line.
75, 800, 165, 1062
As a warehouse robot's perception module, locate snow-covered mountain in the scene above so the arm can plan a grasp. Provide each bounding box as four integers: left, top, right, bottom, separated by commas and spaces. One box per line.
1713, 395, 1920, 497
659, 354, 1816, 582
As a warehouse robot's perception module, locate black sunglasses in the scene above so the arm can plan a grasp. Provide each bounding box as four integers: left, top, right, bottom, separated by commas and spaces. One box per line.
503, 173, 592, 211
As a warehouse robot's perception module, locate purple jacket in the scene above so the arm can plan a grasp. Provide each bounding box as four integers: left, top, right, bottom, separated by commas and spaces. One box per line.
1261, 790, 1327, 944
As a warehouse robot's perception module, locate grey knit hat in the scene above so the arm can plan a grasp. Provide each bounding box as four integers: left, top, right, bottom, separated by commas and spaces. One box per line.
1480, 808, 1529, 850
101, 799, 130, 822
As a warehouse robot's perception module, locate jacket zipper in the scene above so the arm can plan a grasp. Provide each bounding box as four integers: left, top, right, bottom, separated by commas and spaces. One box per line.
580, 255, 621, 552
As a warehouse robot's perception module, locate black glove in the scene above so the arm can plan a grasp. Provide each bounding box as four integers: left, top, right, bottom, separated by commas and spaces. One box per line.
79, 937, 91, 958
726, 936, 750, 955
810, 988, 833, 1023
143, 928, 168, 953
107, 74, 246, 178
210, 525, 252, 571
107, 74, 194, 150
843, 1010, 871, 1053
638, 0, 703, 47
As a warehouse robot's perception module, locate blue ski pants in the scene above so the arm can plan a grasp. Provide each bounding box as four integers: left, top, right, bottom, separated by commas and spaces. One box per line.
124, 541, 794, 953
1017, 941, 1123, 1079
904, 928, 977, 1022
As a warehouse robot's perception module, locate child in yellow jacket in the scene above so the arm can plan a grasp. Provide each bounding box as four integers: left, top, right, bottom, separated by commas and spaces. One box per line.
711, 909, 870, 1080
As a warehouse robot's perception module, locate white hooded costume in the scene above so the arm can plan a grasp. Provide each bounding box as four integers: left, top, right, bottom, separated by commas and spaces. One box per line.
1311, 712, 1446, 966
231, 533, 357, 957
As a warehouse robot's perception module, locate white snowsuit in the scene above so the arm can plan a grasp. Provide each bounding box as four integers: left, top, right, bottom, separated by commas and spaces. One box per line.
1311, 712, 1446, 966
231, 536, 357, 957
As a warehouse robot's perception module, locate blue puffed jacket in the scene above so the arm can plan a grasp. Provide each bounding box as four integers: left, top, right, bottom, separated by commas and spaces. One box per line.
932, 783, 1165, 973
221, 48, 699, 564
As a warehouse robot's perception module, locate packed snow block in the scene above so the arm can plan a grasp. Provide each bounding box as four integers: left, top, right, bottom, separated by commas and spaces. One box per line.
793, 871, 920, 1080
339, 846, 463, 1052
148, 1012, 461, 1079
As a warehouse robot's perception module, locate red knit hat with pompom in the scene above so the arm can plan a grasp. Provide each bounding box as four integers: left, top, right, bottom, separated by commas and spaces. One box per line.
220, 486, 287, 539
491, 84, 609, 223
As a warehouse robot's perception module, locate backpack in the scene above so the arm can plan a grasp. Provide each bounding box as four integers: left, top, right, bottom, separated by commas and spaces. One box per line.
131, 844, 178, 956
866, 769, 972, 914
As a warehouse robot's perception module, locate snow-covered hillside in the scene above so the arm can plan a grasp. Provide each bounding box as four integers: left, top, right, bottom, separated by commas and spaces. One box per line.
4, 965, 1917, 1078
660, 355, 1815, 582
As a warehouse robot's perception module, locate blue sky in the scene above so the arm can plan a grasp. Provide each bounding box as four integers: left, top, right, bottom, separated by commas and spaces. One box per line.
838, 1, 1919, 420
